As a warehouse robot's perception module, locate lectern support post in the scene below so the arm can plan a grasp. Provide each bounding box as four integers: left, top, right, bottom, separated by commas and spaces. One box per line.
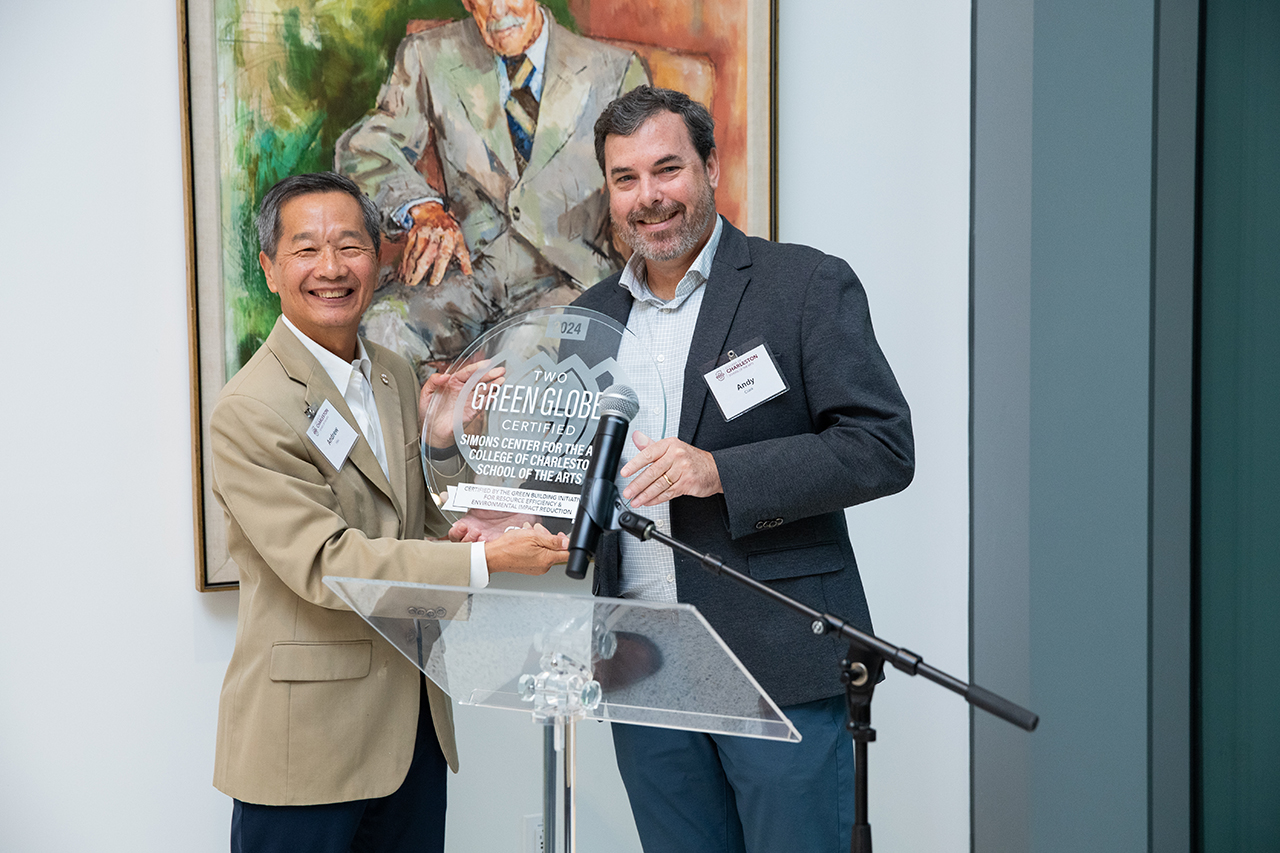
562, 718, 576, 853
539, 716, 581, 853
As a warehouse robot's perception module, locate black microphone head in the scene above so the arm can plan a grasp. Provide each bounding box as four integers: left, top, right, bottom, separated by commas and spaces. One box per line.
600, 384, 640, 422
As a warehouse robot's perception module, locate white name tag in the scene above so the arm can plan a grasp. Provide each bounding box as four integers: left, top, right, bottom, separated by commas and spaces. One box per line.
703, 344, 788, 420
306, 399, 359, 471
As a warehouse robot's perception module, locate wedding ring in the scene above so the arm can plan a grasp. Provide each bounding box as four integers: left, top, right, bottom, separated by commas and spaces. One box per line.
661, 473, 675, 489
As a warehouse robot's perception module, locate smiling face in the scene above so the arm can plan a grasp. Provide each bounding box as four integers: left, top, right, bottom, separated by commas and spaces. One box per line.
604, 110, 720, 274
259, 191, 378, 360
465, 0, 543, 57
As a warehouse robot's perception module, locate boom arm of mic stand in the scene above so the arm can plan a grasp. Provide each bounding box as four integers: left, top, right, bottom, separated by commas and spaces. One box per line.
616, 511, 1039, 732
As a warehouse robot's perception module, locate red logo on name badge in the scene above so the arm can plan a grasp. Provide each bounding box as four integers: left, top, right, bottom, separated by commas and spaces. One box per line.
715, 371, 725, 381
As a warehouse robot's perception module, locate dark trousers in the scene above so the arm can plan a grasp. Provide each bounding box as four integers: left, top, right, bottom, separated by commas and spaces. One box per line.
611, 695, 856, 853
231, 678, 447, 853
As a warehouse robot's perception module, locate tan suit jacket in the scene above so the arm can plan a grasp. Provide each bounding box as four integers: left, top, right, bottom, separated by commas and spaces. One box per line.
211, 318, 472, 806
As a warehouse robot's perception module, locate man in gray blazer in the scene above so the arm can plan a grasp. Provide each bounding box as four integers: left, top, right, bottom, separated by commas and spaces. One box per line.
573, 87, 914, 853
336, 0, 647, 378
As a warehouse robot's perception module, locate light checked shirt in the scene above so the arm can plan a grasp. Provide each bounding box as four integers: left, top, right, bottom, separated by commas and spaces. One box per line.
615, 216, 724, 601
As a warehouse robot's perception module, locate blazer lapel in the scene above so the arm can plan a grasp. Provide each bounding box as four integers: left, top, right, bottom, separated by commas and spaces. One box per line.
369, 349, 409, 518
446, 23, 518, 193
680, 219, 752, 443
521, 18, 587, 182
589, 277, 636, 327
267, 321, 402, 517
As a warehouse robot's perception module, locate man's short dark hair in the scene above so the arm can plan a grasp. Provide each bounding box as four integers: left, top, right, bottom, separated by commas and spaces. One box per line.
593, 86, 716, 173
256, 172, 381, 260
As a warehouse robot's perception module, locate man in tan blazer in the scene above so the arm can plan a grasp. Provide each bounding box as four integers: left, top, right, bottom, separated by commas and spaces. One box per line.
210, 172, 567, 853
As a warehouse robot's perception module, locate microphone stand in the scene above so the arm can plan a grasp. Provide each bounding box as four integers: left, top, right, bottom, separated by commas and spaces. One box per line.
616, 510, 1038, 853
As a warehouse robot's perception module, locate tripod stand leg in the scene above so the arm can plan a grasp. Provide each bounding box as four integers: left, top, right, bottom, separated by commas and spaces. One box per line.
842, 643, 881, 853
851, 737, 871, 853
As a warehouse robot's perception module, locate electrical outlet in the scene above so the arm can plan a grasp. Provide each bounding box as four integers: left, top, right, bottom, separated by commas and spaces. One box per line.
522, 813, 544, 853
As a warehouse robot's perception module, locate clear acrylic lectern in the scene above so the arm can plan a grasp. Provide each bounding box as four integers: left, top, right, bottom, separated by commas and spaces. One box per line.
323, 578, 798, 853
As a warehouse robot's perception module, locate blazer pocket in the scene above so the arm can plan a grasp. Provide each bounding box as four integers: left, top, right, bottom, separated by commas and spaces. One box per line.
268, 640, 372, 682
746, 542, 844, 582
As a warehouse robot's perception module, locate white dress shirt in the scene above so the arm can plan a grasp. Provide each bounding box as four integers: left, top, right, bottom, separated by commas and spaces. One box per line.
281, 316, 489, 587
495, 7, 549, 104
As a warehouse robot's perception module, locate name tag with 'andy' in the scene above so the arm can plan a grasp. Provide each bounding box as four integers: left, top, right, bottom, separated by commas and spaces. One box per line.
703, 343, 788, 420
306, 399, 359, 471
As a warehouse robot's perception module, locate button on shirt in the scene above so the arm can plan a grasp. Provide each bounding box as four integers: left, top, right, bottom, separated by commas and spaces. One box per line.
615, 216, 723, 602
280, 317, 489, 587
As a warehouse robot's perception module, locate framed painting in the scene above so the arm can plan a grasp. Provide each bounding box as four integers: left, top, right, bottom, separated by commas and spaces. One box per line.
180, 0, 778, 590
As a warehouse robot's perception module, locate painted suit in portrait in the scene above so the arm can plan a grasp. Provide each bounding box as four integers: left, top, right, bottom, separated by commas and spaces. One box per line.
337, 10, 649, 379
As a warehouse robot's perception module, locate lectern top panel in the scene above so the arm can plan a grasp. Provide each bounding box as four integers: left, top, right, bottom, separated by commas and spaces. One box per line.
324, 579, 799, 742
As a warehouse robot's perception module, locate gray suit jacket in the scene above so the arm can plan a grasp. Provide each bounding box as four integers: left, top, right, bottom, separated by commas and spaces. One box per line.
572, 220, 914, 707
336, 11, 648, 289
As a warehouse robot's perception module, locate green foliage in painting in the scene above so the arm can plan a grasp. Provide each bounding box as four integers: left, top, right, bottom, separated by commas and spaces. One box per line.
218, 0, 584, 377
228, 102, 327, 367
219, 0, 472, 375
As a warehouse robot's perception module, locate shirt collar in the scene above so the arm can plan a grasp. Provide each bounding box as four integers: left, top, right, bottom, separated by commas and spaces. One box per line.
524, 8, 549, 80
280, 315, 373, 393
619, 215, 724, 309
497, 7, 549, 100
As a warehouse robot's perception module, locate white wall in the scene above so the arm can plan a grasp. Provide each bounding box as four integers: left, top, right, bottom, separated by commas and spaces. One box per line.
0, 1, 969, 850
779, 3, 973, 850
0, 2, 231, 849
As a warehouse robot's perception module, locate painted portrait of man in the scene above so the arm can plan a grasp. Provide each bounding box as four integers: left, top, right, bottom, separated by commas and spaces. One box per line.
206, 0, 764, 381
336, 0, 649, 378
193, 0, 770, 585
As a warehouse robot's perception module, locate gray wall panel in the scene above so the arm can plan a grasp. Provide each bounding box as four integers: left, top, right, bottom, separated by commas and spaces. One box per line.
1150, 1, 1198, 850
972, 0, 1196, 849
971, 0, 1033, 847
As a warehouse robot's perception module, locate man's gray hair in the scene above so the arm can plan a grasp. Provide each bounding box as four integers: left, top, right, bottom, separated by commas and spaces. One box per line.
256, 172, 381, 260
593, 86, 716, 173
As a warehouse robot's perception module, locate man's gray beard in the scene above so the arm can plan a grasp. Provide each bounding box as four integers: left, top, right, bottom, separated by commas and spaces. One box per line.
618, 181, 717, 263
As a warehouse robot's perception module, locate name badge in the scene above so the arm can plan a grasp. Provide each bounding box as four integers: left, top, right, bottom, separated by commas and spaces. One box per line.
306, 399, 359, 471
703, 343, 788, 420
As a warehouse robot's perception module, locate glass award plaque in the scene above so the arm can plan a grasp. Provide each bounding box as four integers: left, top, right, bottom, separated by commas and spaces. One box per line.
420, 306, 666, 530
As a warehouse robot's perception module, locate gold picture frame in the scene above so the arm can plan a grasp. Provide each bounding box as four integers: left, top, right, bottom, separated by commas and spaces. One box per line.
180, 0, 777, 591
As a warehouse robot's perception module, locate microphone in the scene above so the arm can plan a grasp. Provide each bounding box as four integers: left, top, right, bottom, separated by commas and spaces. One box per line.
565, 384, 640, 579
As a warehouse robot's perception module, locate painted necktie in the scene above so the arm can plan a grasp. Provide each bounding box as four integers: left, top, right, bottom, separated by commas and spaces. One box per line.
504, 54, 539, 175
